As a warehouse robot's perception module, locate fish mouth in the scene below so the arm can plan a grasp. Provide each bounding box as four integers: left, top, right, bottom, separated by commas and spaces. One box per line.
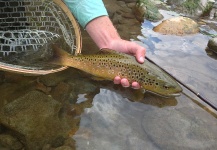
146, 90, 181, 98
167, 93, 181, 97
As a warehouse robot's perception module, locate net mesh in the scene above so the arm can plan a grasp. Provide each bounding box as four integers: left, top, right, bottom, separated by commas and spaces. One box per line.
0, 0, 79, 71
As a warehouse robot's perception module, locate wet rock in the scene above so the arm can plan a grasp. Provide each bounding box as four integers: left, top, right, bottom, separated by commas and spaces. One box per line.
127, 2, 136, 8
153, 16, 199, 35
142, 108, 217, 149
68, 78, 98, 102
111, 12, 123, 25
207, 37, 217, 53
3, 72, 35, 83
38, 69, 79, 87
42, 144, 51, 150
63, 138, 76, 148
116, 1, 127, 8
0, 71, 5, 84
209, 0, 217, 19
54, 146, 72, 150
102, 0, 141, 40
121, 12, 135, 19
0, 74, 35, 111
35, 78, 51, 94
51, 136, 65, 148
167, 0, 214, 18
121, 0, 137, 3
51, 82, 71, 103
133, 0, 163, 22
166, 0, 186, 6
0, 134, 23, 150
0, 90, 66, 150
0, 125, 3, 133
2, 74, 39, 105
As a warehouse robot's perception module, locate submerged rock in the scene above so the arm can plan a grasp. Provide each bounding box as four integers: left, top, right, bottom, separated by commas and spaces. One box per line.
0, 90, 66, 150
167, 0, 214, 18
133, 0, 163, 22
153, 16, 199, 35
54, 146, 73, 150
0, 134, 23, 150
142, 107, 217, 149
207, 37, 217, 53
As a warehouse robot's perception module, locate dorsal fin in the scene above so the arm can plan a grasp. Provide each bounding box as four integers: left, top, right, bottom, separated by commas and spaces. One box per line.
100, 48, 132, 59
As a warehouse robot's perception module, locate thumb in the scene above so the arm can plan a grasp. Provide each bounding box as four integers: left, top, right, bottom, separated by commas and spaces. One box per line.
135, 47, 146, 63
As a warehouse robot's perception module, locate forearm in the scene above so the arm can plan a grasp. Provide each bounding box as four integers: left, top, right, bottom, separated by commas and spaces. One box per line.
64, 0, 108, 28
86, 16, 121, 49
64, 0, 145, 89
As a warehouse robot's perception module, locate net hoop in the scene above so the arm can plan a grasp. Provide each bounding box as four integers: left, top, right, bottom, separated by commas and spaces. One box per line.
0, 0, 82, 75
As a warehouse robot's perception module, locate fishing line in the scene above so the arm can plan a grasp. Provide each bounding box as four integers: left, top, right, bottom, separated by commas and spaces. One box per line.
145, 56, 217, 112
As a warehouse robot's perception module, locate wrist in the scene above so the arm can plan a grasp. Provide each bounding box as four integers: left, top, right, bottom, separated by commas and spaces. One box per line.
86, 16, 121, 49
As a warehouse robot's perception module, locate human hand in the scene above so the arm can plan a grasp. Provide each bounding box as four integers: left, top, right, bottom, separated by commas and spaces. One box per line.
85, 16, 145, 89
110, 39, 146, 89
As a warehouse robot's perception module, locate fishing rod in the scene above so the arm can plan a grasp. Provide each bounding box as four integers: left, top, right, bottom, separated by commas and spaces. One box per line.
145, 56, 217, 112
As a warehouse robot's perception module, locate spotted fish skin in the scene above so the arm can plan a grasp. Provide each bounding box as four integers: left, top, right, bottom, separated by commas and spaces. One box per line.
52, 46, 182, 97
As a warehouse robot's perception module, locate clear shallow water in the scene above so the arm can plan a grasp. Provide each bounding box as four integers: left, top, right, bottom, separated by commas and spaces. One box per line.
72, 10, 217, 150
137, 10, 217, 108
1, 10, 217, 150
72, 88, 217, 150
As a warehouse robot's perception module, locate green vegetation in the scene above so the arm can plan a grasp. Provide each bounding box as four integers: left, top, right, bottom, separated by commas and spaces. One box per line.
183, 0, 214, 15
203, 1, 215, 16
136, 0, 163, 21
183, 0, 201, 14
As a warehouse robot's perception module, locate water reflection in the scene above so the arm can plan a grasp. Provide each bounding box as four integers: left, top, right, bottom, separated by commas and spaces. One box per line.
73, 89, 217, 150
137, 10, 217, 109
100, 82, 178, 108
1, 9, 217, 150
72, 10, 217, 150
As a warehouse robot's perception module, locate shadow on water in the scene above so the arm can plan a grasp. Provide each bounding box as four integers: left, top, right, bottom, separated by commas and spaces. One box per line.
98, 82, 178, 108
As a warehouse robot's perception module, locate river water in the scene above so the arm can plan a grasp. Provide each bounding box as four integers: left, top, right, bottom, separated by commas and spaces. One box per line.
138, 10, 217, 109
0, 9, 217, 150
72, 10, 217, 150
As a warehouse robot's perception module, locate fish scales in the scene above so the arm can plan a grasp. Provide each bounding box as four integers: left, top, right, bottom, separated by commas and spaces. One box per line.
66, 54, 148, 83
52, 46, 182, 97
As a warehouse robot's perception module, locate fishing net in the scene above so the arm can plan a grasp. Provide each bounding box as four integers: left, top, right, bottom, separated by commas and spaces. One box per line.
0, 0, 81, 75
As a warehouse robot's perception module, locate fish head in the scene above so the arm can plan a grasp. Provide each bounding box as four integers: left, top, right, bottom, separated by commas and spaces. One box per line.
140, 74, 182, 97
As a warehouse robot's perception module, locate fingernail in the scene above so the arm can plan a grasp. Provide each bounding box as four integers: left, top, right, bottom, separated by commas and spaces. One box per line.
122, 83, 129, 87
139, 57, 144, 63
122, 83, 129, 88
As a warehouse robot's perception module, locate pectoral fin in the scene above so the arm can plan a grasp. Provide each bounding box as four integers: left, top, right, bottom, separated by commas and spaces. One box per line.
100, 48, 131, 59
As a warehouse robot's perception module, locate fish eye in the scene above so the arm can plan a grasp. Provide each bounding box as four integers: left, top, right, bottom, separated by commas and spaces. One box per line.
163, 83, 172, 90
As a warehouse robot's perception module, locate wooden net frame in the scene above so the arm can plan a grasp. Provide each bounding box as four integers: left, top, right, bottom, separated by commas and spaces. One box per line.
0, 0, 82, 75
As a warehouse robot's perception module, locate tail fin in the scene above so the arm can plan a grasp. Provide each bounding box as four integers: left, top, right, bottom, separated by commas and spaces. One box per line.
52, 44, 71, 57
50, 44, 71, 65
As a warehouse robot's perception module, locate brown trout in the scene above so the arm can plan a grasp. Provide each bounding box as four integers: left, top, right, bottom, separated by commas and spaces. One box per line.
51, 45, 182, 97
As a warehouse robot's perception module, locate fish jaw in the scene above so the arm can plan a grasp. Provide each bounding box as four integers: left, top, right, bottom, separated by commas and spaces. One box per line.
141, 80, 182, 97
145, 90, 181, 98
